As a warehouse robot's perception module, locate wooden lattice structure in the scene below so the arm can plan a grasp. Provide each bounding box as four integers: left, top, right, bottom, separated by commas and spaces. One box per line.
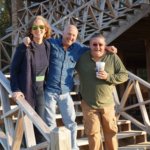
0, 0, 150, 72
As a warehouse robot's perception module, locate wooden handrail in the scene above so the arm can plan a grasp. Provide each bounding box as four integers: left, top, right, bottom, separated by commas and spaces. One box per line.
0, 71, 71, 150
114, 70, 150, 133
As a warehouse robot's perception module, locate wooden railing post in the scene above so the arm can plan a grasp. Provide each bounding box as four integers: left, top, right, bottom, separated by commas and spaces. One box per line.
0, 85, 14, 150
50, 127, 71, 150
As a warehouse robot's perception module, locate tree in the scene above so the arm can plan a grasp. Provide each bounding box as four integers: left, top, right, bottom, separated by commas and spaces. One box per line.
0, 0, 11, 38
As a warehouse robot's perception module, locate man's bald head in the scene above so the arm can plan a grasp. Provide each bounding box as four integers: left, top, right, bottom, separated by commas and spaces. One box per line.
62, 24, 78, 49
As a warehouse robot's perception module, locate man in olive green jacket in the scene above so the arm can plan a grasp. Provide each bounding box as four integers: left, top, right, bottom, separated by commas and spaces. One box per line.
76, 34, 128, 150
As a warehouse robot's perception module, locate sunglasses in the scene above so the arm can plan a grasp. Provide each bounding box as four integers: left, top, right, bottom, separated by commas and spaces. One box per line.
92, 43, 103, 47
32, 25, 45, 30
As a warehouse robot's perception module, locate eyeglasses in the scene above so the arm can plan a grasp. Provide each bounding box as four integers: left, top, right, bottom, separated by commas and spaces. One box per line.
32, 25, 45, 30
93, 43, 104, 47
92, 43, 103, 47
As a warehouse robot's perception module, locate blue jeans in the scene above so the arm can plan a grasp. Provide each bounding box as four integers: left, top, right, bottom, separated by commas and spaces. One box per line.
44, 91, 79, 150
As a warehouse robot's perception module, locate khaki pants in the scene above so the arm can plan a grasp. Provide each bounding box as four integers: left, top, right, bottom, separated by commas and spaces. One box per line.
81, 100, 118, 150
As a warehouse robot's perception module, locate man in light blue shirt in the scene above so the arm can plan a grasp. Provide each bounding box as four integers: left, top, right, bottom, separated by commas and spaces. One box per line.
44, 25, 88, 150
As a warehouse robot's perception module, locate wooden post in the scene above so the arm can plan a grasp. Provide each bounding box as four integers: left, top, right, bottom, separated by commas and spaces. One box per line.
11, 0, 24, 58
145, 39, 150, 114
0, 85, 14, 150
11, 0, 18, 57
12, 110, 24, 150
145, 40, 150, 83
50, 127, 71, 150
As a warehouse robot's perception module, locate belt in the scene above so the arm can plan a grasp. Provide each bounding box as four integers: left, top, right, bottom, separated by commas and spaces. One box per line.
36, 75, 45, 82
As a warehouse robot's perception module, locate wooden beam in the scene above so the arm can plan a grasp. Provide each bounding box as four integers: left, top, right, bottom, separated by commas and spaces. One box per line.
119, 80, 134, 109
20, 141, 49, 150
120, 112, 146, 132
23, 114, 36, 147
12, 110, 24, 150
16, 97, 51, 142
134, 81, 150, 126
50, 127, 71, 150
0, 85, 14, 149
0, 129, 8, 150
145, 39, 150, 83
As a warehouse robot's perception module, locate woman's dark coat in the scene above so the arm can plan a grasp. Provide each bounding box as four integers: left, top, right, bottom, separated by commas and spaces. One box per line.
10, 40, 50, 107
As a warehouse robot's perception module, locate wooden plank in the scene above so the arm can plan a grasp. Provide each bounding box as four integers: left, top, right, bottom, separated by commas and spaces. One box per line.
56, 112, 83, 119
23, 114, 36, 147
0, 85, 15, 149
145, 39, 150, 83
20, 141, 49, 150
0, 129, 8, 150
119, 142, 150, 150
134, 81, 150, 126
120, 80, 134, 108
106, 0, 117, 17
12, 110, 24, 150
0, 71, 50, 145
77, 130, 147, 147
129, 71, 150, 88
117, 130, 146, 139
50, 127, 71, 150
113, 86, 120, 106
53, 0, 92, 26
1, 106, 19, 119
16, 97, 51, 142
122, 99, 150, 111
120, 112, 147, 133
88, 6, 99, 27
77, 120, 132, 131
77, 137, 88, 146
97, 0, 105, 26
106, 4, 150, 44
0, 71, 12, 94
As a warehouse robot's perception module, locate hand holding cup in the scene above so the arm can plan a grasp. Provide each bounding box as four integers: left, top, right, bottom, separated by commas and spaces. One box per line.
96, 62, 107, 79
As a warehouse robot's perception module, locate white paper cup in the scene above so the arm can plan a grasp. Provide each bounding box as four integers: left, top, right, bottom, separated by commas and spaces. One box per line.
96, 62, 105, 77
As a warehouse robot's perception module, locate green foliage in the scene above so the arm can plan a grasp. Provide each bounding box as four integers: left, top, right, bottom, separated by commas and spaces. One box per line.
0, 0, 11, 38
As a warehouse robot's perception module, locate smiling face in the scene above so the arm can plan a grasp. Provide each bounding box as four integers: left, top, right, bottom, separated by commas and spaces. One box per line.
62, 25, 78, 49
90, 36, 106, 60
31, 19, 46, 43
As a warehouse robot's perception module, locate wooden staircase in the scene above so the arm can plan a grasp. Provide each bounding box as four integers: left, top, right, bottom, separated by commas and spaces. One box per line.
1, 71, 150, 149
54, 93, 150, 150
0, 70, 150, 150
75, 3, 150, 44
0, 90, 149, 149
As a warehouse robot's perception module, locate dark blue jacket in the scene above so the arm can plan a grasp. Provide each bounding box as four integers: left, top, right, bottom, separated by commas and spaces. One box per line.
45, 38, 89, 94
10, 40, 50, 107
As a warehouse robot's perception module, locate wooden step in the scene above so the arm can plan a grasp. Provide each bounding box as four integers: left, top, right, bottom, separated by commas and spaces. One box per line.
76, 120, 131, 131
77, 137, 88, 146
118, 130, 147, 140
56, 112, 83, 119
117, 120, 131, 131
119, 142, 150, 150
20, 141, 49, 150
77, 130, 147, 147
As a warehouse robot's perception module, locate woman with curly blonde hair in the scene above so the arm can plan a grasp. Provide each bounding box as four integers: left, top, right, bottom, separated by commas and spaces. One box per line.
10, 15, 51, 121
